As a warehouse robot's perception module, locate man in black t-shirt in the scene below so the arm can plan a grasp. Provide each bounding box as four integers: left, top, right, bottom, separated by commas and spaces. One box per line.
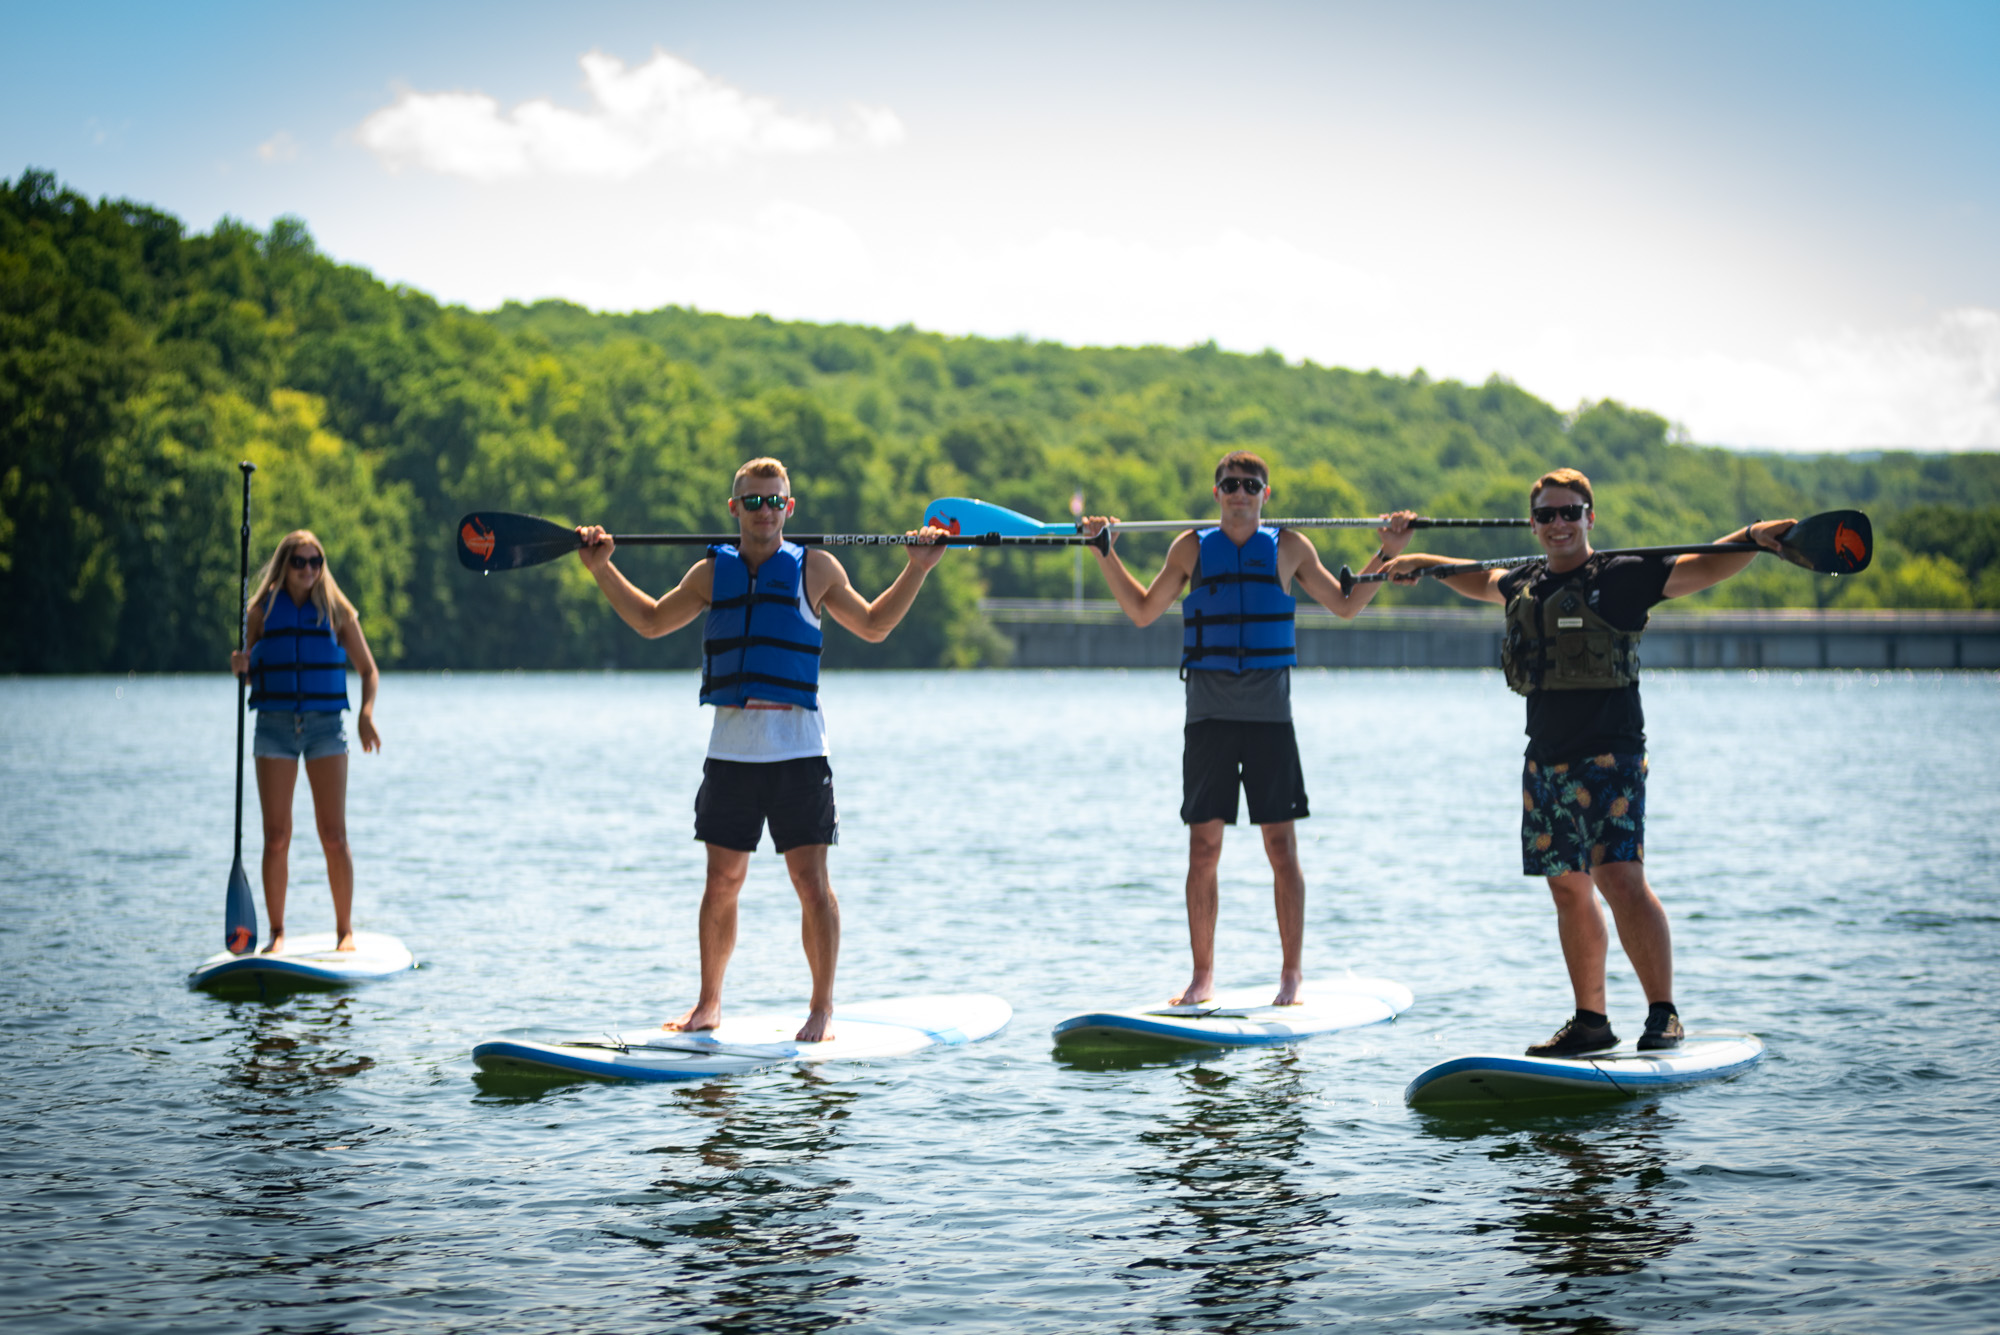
1383, 468, 1795, 1056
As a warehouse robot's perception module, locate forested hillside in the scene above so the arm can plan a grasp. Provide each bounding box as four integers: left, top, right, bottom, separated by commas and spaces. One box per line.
6, 169, 1998, 674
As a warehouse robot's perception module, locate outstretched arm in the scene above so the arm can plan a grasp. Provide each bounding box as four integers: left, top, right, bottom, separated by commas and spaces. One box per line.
1291, 512, 1417, 619
1080, 520, 1198, 626
577, 526, 714, 638
1662, 518, 1799, 599
815, 528, 948, 643
1379, 553, 1509, 604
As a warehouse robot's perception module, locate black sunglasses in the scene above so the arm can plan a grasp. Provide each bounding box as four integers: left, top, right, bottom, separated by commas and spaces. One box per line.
1531, 504, 1588, 524
1216, 476, 1266, 495
734, 494, 790, 511
288, 553, 325, 570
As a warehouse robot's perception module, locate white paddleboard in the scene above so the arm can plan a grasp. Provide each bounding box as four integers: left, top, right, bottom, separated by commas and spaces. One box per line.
1404, 1032, 1766, 1106
472, 992, 1013, 1083
188, 931, 416, 994
1051, 975, 1414, 1048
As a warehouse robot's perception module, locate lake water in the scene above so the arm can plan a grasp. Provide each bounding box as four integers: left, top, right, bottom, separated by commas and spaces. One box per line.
3, 668, 1997, 1334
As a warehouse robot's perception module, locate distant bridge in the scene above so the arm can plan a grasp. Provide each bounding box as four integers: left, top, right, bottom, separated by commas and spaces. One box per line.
981, 600, 2000, 671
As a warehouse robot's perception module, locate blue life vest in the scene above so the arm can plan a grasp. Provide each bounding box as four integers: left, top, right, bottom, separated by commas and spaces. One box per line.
701, 542, 823, 710
247, 593, 350, 712
1181, 526, 1297, 674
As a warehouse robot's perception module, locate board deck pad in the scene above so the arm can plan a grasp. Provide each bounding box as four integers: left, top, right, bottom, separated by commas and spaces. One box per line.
1404, 1032, 1766, 1106
188, 931, 416, 994
1051, 975, 1414, 1049
472, 992, 1013, 1083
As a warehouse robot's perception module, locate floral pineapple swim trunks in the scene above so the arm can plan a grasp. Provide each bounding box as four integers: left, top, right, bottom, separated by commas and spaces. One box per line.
1521, 753, 1647, 876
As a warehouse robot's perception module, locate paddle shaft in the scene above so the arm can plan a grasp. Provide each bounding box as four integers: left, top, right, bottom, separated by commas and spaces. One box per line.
1105, 515, 1528, 533
1336, 539, 1768, 596
233, 462, 253, 858
599, 530, 1108, 551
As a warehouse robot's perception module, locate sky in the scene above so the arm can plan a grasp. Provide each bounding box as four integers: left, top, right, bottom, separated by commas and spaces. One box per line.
7, 0, 1998, 451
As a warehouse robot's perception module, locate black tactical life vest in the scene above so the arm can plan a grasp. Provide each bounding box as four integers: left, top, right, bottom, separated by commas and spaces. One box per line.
1500, 557, 1645, 697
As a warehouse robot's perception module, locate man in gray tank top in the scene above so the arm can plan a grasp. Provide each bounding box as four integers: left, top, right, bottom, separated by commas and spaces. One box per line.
1082, 450, 1414, 1006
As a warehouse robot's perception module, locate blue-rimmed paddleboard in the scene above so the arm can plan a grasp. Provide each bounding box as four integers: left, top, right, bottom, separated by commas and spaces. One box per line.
189, 931, 416, 994
1052, 976, 1413, 1049
1404, 1032, 1765, 1106
472, 993, 1013, 1082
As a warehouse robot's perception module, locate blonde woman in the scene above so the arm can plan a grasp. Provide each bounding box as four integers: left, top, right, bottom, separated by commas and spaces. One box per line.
227, 530, 380, 953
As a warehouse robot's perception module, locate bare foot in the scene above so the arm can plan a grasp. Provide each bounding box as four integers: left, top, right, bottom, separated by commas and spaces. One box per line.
335, 931, 357, 952
1169, 973, 1216, 1007
794, 1007, 835, 1043
1272, 970, 1304, 1007
663, 1002, 722, 1033
261, 932, 287, 956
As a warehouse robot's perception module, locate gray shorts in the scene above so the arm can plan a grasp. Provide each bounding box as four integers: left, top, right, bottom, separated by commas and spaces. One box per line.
252, 710, 348, 761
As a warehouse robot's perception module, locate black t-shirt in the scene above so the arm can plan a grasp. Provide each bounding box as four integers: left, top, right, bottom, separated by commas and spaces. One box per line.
1496, 552, 1675, 764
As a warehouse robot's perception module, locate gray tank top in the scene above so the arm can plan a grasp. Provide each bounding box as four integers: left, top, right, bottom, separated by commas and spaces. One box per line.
1185, 667, 1292, 723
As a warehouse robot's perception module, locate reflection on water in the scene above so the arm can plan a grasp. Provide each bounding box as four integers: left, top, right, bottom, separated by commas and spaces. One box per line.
1424, 1106, 1693, 1333
1129, 1054, 1329, 1333
613, 1072, 864, 1334
212, 995, 380, 1107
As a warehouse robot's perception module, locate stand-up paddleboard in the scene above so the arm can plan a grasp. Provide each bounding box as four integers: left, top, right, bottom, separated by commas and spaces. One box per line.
1404, 1032, 1765, 1107
1052, 976, 1414, 1049
189, 931, 416, 996
472, 993, 1013, 1083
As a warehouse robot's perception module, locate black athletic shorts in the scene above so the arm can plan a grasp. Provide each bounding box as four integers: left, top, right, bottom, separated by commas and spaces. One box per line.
1181, 719, 1309, 826
693, 756, 840, 853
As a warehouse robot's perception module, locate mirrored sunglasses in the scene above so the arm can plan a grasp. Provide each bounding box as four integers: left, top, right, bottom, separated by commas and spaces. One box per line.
1531, 504, 1587, 524
734, 494, 790, 511
1216, 476, 1266, 495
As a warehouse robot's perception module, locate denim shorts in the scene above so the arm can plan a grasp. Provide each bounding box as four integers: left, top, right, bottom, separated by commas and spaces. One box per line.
253, 710, 349, 761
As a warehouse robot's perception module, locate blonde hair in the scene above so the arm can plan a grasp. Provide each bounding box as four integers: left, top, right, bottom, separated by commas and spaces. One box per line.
732, 457, 791, 493
247, 529, 358, 636
1530, 468, 1594, 510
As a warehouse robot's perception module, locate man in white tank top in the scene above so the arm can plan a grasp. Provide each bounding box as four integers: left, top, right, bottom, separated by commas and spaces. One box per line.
576, 457, 949, 1042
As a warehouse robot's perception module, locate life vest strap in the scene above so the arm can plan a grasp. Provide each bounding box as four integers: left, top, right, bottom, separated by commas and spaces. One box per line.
702, 634, 824, 658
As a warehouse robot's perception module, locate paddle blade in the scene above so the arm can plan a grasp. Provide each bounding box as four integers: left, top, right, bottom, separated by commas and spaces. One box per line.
456, 512, 583, 571
923, 497, 1067, 537
225, 854, 257, 955
1780, 510, 1872, 575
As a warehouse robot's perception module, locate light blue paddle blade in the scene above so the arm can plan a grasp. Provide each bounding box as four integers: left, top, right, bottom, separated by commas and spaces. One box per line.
924, 497, 1070, 537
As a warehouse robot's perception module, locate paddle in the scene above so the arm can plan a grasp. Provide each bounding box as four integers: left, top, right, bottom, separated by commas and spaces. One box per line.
225, 461, 257, 956
456, 511, 1109, 572
923, 496, 1530, 538
1334, 510, 1874, 596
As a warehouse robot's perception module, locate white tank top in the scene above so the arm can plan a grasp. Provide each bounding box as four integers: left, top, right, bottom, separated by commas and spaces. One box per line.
704, 574, 830, 762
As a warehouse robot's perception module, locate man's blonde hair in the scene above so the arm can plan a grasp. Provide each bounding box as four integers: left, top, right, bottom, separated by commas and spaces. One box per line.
1530, 467, 1593, 510
733, 458, 791, 493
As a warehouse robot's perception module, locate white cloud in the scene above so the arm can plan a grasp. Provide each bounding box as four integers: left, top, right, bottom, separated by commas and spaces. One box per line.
357, 48, 898, 180
256, 131, 300, 164
1526, 309, 2000, 450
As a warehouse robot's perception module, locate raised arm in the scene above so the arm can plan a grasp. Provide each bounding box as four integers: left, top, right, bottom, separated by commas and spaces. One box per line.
1290, 512, 1417, 619
577, 526, 715, 638
1379, 553, 1510, 604
1080, 519, 1199, 626
813, 527, 948, 643
1661, 518, 1798, 599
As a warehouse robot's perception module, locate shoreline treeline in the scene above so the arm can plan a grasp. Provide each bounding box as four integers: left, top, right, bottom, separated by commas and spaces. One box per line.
5, 168, 1998, 673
